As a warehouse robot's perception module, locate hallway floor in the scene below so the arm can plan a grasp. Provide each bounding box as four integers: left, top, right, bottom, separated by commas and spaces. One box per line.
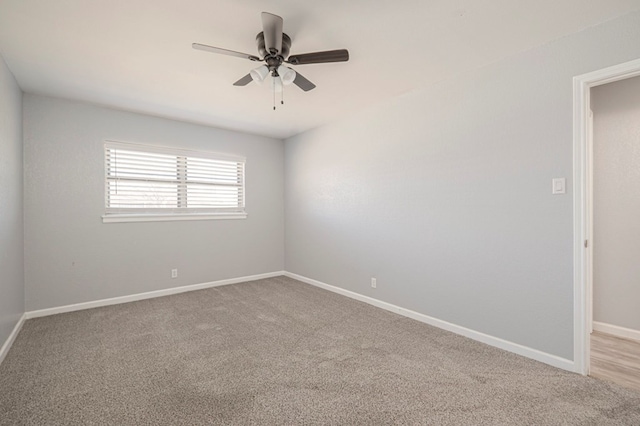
591, 331, 640, 392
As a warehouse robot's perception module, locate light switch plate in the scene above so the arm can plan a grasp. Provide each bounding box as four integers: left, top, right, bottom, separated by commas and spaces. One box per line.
552, 178, 566, 194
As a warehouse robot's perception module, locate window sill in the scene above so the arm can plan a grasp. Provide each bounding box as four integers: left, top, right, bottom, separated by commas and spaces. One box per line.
102, 212, 247, 223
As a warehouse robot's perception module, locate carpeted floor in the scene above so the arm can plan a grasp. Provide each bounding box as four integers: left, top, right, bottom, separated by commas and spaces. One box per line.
1, 276, 639, 425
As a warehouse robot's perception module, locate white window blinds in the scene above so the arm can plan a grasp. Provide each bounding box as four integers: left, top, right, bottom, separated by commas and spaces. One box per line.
104, 142, 245, 217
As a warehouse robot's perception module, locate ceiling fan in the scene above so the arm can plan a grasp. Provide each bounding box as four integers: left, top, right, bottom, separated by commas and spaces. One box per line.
193, 12, 349, 104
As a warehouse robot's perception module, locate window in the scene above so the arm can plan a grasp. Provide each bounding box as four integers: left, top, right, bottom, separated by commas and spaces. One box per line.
103, 141, 246, 223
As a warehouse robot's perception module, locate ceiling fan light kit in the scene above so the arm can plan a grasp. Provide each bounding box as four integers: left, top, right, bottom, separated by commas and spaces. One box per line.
193, 11, 349, 109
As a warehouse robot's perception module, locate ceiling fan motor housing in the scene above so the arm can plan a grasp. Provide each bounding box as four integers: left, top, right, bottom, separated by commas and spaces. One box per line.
256, 32, 291, 60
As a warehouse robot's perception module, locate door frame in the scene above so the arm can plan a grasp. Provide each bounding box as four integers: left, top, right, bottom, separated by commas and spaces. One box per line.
573, 57, 640, 375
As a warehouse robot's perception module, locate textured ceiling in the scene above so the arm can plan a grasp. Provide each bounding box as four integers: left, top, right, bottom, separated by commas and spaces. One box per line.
1, 0, 640, 139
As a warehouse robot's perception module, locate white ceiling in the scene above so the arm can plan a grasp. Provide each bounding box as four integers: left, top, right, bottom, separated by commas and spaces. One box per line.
1, 1, 640, 139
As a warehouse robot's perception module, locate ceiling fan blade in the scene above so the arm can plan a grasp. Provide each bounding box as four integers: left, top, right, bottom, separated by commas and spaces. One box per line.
292, 72, 316, 92
261, 12, 283, 55
287, 49, 349, 65
233, 74, 253, 86
192, 43, 260, 61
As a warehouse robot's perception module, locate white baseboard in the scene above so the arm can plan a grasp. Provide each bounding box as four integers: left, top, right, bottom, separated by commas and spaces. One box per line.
25, 271, 286, 319
593, 321, 640, 342
0, 313, 26, 366
284, 272, 575, 373
15, 270, 575, 373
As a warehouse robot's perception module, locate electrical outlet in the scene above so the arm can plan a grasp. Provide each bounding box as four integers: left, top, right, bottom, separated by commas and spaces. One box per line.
371, 277, 377, 288
171, 269, 178, 279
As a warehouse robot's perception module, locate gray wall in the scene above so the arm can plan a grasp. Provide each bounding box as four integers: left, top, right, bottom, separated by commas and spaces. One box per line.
24, 95, 284, 311
592, 75, 640, 332
0, 55, 24, 346
285, 11, 640, 360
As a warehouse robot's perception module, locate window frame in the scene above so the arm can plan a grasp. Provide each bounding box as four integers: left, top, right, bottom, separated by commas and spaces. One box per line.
102, 141, 247, 223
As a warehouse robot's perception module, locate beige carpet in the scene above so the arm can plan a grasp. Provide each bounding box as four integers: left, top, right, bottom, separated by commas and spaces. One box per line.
1, 275, 639, 425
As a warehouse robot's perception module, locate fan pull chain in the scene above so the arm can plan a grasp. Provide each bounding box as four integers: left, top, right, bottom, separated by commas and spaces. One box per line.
281, 87, 284, 105
273, 80, 276, 110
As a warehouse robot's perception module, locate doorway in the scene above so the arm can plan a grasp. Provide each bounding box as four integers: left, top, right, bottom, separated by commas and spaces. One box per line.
573, 57, 640, 381
587, 77, 640, 391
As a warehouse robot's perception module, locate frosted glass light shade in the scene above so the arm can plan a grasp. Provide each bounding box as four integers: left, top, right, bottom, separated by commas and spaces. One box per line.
272, 76, 283, 93
250, 65, 269, 83
277, 65, 296, 85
